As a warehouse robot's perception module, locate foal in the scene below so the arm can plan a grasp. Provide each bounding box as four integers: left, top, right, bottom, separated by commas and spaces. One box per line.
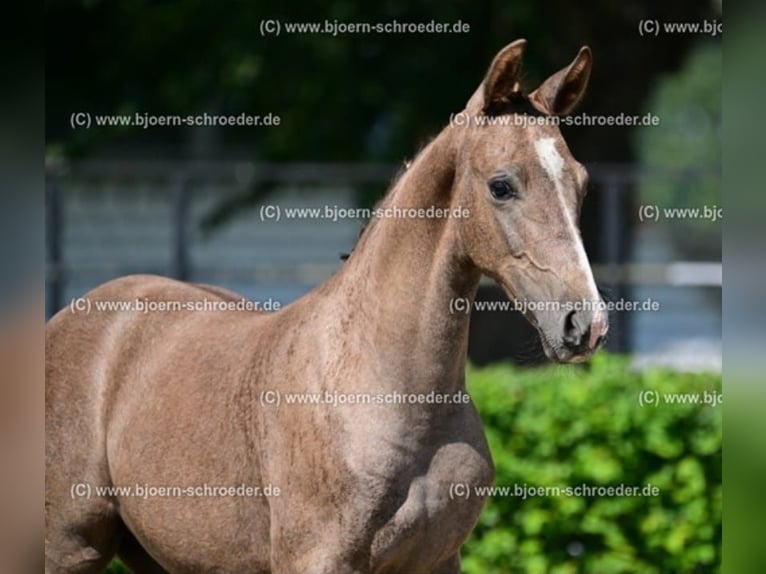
46, 39, 606, 574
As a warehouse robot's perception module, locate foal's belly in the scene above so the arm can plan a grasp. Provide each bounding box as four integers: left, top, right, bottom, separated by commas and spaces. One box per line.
118, 495, 271, 574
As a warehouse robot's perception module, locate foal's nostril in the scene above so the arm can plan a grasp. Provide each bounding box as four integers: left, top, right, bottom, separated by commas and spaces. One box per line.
562, 308, 608, 355
563, 310, 577, 343
563, 310, 588, 349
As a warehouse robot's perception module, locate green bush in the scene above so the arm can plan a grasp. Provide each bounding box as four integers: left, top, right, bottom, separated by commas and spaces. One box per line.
462, 353, 721, 574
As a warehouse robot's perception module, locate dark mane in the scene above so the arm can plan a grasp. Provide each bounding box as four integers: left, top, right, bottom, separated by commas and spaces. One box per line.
483, 90, 547, 118
340, 139, 434, 261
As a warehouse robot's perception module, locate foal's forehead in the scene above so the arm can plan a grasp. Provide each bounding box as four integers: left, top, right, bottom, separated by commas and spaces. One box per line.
474, 122, 575, 169
517, 125, 568, 162
469, 121, 587, 192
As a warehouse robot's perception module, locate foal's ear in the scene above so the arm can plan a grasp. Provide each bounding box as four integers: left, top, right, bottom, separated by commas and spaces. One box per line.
530, 46, 592, 116
480, 39, 528, 112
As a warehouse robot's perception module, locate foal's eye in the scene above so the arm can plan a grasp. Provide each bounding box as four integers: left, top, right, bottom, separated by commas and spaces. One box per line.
488, 178, 518, 201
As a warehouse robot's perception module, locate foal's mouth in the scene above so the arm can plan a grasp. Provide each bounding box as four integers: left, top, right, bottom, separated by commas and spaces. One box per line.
539, 334, 597, 364
536, 317, 608, 364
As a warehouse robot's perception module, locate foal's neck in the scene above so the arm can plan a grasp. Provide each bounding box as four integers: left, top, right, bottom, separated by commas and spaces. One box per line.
334, 128, 481, 393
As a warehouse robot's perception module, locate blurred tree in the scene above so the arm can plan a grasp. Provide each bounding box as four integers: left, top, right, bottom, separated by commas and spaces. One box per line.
635, 40, 721, 258
46, 0, 719, 217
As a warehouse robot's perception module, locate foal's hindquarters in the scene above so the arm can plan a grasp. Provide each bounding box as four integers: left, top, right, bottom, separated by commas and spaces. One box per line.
46, 275, 273, 573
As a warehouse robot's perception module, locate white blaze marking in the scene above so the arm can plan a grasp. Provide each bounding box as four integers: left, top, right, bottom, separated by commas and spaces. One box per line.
533, 137, 602, 309
534, 137, 565, 188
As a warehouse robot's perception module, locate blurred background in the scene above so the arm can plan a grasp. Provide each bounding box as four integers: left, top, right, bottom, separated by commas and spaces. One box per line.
44, 1, 722, 573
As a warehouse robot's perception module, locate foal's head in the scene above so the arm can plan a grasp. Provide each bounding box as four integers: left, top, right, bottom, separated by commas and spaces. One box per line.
453, 40, 608, 363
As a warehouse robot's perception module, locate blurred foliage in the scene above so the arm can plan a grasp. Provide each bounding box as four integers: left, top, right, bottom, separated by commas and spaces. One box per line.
723, 9, 766, 573
635, 40, 721, 253
47, 0, 716, 165
724, 7, 766, 225
463, 354, 721, 574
